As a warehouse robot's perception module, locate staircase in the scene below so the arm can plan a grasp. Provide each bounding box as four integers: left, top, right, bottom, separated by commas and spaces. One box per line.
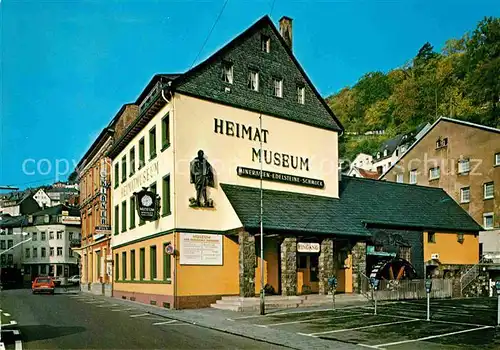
460, 258, 484, 295
210, 294, 368, 312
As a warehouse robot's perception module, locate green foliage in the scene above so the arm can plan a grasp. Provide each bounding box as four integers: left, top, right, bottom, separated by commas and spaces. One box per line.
327, 16, 500, 160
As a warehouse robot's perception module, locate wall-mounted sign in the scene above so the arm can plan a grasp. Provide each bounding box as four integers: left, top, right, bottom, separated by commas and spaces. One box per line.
165, 244, 175, 255
180, 233, 223, 265
61, 216, 81, 225
95, 225, 111, 234
93, 233, 106, 241
237, 167, 324, 189
297, 242, 320, 253
121, 161, 159, 198
99, 159, 110, 226
134, 188, 159, 221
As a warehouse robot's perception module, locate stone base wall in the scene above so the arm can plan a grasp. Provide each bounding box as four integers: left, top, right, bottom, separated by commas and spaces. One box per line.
318, 238, 335, 295
281, 237, 297, 296
352, 241, 367, 293
239, 231, 256, 297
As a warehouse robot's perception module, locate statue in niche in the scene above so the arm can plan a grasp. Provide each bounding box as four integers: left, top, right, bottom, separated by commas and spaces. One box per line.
189, 150, 215, 207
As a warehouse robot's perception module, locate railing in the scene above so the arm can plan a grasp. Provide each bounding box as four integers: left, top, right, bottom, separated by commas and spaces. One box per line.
482, 252, 500, 264
360, 276, 452, 301
69, 239, 81, 248
460, 257, 485, 293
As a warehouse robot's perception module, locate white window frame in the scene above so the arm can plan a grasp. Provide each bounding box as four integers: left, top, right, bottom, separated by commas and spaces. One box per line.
383, 149, 388, 157
495, 153, 500, 166
409, 170, 417, 184
458, 159, 470, 174
429, 167, 440, 180
248, 70, 259, 91
484, 182, 494, 199
297, 86, 305, 104
483, 212, 494, 230
222, 62, 233, 84
273, 78, 283, 98
460, 187, 470, 203
261, 35, 270, 53
396, 174, 404, 183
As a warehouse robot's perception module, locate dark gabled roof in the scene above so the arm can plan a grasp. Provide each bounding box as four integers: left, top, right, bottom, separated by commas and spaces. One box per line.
221, 176, 482, 237
134, 74, 181, 105
0, 215, 27, 228
46, 187, 79, 194
31, 204, 79, 217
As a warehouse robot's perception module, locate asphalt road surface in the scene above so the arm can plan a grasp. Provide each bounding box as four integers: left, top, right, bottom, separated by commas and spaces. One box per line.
0, 288, 286, 349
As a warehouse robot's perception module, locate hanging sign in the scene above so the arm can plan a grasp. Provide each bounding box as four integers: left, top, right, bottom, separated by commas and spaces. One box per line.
297, 242, 320, 253
134, 188, 159, 221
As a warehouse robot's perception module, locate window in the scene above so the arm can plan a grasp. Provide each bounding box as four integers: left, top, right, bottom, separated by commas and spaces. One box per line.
297, 85, 305, 104
50, 231, 54, 240
383, 149, 388, 157
161, 113, 170, 150
163, 243, 171, 281
115, 253, 119, 281
40, 265, 47, 274
41, 231, 46, 241
396, 174, 404, 183
149, 126, 157, 159
121, 201, 127, 232
150, 182, 157, 195
428, 232, 436, 243
261, 34, 270, 53
25, 248, 30, 258
248, 70, 259, 91
57, 247, 63, 256
57, 231, 62, 240
7, 240, 13, 249
114, 163, 119, 188
130, 196, 136, 229
0, 255, 5, 264
458, 159, 470, 174
429, 167, 440, 180
376, 152, 380, 159
121, 155, 127, 183
129, 147, 136, 176
7, 254, 12, 264
273, 78, 283, 98
436, 137, 448, 149
0, 240, 4, 249
33, 247, 38, 258
69, 248, 73, 258
122, 252, 127, 280
484, 182, 494, 199
139, 248, 145, 280
150, 245, 157, 280
50, 247, 54, 256
32, 232, 37, 241
7, 228, 12, 235
41, 247, 46, 258
221, 61, 233, 84
114, 205, 119, 235
460, 187, 470, 203
69, 232, 73, 241
395, 149, 399, 157
130, 250, 136, 280
483, 213, 494, 229
495, 153, 500, 166
409, 170, 417, 184
139, 137, 145, 169
162, 175, 171, 216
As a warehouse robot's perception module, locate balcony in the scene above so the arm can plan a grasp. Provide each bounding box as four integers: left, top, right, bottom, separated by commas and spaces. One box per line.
69, 239, 81, 248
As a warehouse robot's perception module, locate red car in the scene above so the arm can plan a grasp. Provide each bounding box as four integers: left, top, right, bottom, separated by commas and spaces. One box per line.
32, 276, 55, 294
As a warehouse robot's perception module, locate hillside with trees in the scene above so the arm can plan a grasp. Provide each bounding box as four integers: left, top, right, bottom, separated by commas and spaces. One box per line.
327, 17, 500, 161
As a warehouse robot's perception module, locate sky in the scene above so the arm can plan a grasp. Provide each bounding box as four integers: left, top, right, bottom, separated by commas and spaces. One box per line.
1, 0, 499, 190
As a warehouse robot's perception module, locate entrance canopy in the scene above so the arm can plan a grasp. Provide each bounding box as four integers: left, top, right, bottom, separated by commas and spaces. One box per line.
221, 176, 482, 237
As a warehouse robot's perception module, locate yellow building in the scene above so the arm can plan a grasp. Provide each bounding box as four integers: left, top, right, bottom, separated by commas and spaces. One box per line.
106, 16, 482, 308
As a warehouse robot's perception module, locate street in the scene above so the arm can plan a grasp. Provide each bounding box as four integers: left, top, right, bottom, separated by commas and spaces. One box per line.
0, 289, 286, 349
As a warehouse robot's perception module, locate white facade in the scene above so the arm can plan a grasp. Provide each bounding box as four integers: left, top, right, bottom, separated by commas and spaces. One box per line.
33, 189, 52, 208
350, 153, 373, 171
0, 226, 26, 269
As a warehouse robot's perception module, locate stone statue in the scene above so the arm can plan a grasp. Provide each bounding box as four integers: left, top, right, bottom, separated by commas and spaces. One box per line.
190, 150, 215, 207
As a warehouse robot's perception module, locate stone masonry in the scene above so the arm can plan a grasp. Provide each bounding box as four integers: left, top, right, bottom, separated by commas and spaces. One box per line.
351, 241, 367, 293
238, 231, 256, 297
318, 238, 335, 295
281, 237, 297, 296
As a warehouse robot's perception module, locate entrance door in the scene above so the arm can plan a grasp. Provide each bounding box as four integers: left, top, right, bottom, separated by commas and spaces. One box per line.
297, 254, 319, 294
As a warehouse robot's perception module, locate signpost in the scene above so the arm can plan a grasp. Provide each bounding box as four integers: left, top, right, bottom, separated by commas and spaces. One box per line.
496, 280, 500, 326
370, 278, 380, 315
328, 276, 338, 311
425, 279, 433, 321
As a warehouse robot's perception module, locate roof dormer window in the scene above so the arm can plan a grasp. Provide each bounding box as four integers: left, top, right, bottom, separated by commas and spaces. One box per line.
221, 61, 233, 84
261, 35, 270, 53
436, 137, 448, 149
383, 149, 388, 157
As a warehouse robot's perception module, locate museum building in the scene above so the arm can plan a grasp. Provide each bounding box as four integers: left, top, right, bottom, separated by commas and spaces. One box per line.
107, 16, 482, 309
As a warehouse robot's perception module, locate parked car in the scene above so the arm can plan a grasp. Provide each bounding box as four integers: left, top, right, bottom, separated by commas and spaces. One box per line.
52, 276, 62, 287
32, 277, 55, 294
68, 275, 80, 285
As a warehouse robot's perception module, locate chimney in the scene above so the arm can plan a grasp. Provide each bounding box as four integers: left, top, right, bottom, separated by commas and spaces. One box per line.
279, 16, 293, 50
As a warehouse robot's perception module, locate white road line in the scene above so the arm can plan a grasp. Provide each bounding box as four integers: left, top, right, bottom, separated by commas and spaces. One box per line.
13, 330, 20, 335
374, 325, 493, 348
232, 304, 372, 320
357, 344, 381, 349
97, 304, 119, 308
10, 321, 17, 325
112, 308, 134, 312
0, 342, 5, 350
259, 313, 367, 327
152, 320, 177, 325
308, 319, 420, 336
15, 340, 22, 350
427, 319, 491, 328
84, 301, 103, 304
3, 313, 10, 317
130, 313, 149, 318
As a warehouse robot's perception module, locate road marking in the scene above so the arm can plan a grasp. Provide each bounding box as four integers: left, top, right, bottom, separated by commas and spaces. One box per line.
112, 308, 134, 312
84, 301, 103, 304
231, 304, 372, 320
308, 319, 420, 336
130, 313, 149, 318
258, 313, 367, 327
97, 304, 119, 308
153, 320, 177, 325
374, 325, 493, 348
0, 342, 5, 350
357, 344, 381, 349
3, 313, 10, 317
10, 321, 17, 325
15, 340, 22, 350
13, 330, 20, 335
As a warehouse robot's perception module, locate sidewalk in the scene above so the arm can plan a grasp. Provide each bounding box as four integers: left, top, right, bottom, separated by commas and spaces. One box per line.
84, 293, 366, 349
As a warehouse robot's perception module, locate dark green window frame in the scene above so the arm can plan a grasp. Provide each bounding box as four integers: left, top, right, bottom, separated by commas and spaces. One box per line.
129, 146, 136, 176
121, 155, 127, 183
139, 248, 145, 280
149, 126, 157, 160
162, 174, 171, 217
130, 250, 136, 281
150, 245, 157, 280
96, 251, 101, 279
121, 201, 127, 233
161, 113, 170, 151
114, 163, 119, 188
114, 205, 119, 235
115, 253, 119, 281
138, 137, 145, 170
122, 251, 127, 280
163, 243, 171, 281
129, 196, 136, 229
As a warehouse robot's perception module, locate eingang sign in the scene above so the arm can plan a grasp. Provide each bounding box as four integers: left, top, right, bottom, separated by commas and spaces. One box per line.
297, 242, 320, 253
